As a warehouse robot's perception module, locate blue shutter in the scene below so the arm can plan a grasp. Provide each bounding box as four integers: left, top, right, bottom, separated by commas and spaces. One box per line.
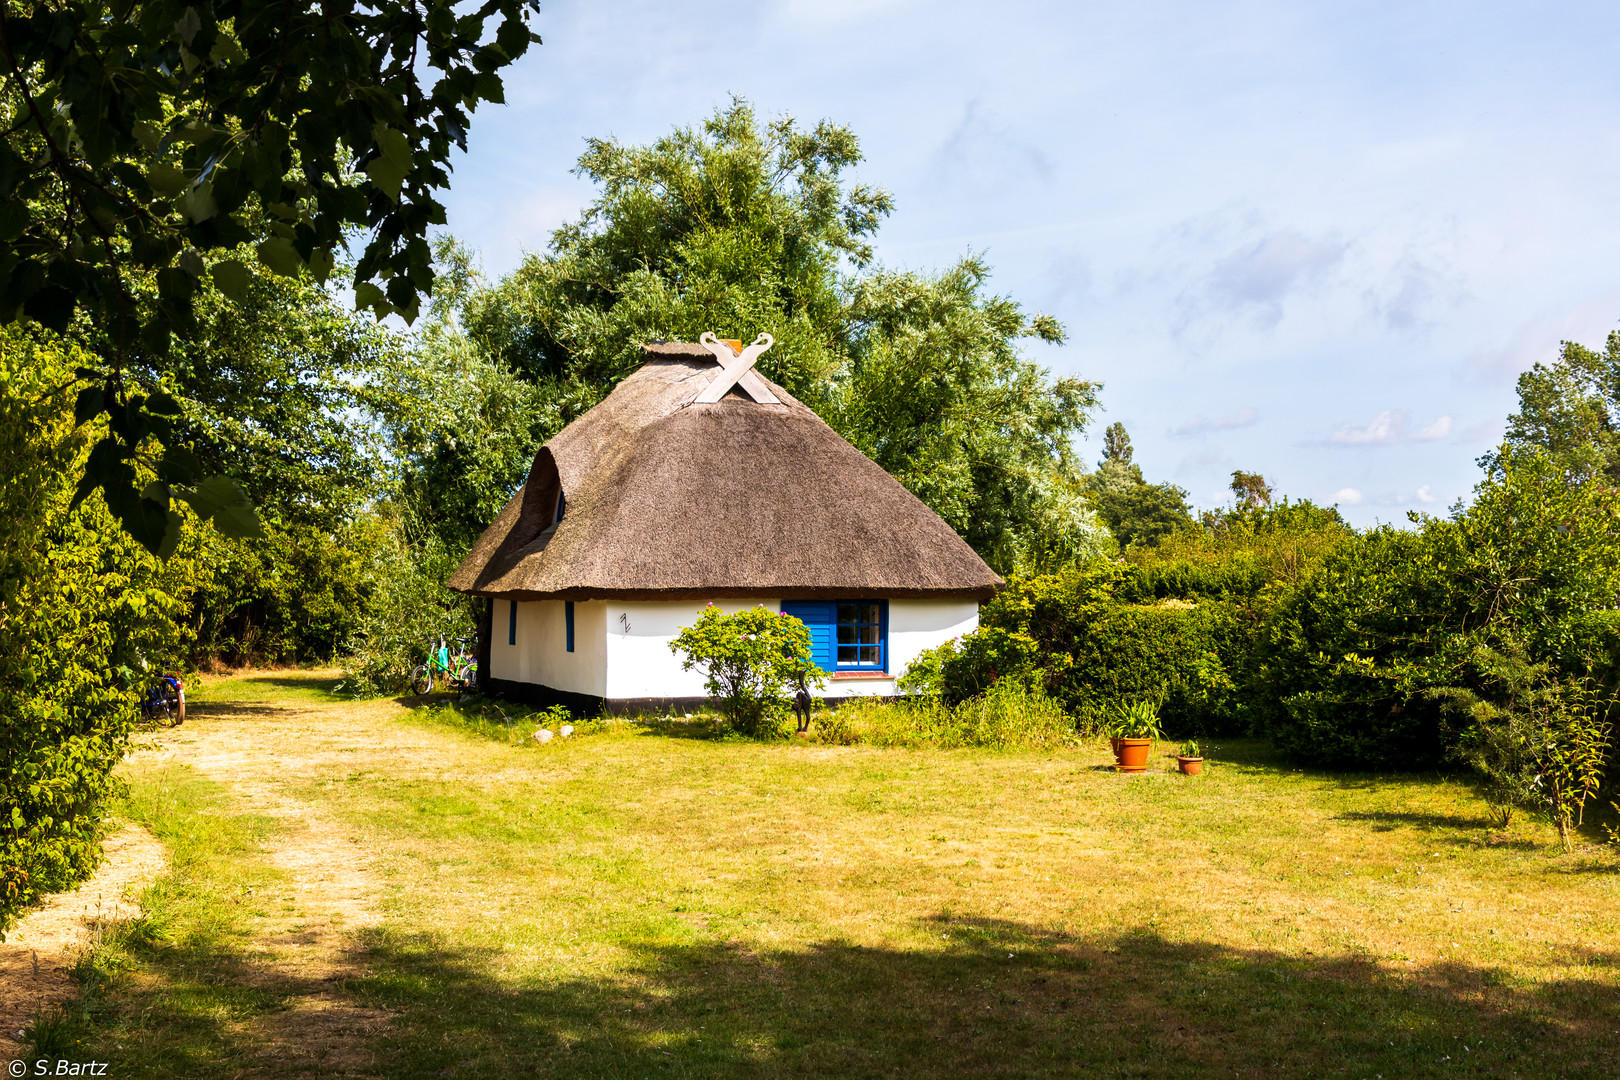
781, 601, 835, 671
565, 601, 575, 653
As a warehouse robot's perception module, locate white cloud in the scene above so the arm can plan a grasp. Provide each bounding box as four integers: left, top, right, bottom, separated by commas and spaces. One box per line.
1172, 407, 1260, 437
1204, 229, 1348, 328
1415, 415, 1452, 440
1323, 409, 1454, 446
1416, 484, 1437, 504
1331, 487, 1364, 506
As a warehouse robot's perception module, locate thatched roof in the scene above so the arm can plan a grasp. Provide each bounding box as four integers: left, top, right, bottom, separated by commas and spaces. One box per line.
447, 343, 1002, 600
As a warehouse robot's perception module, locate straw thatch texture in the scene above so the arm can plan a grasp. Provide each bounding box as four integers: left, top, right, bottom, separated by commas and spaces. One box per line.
447, 344, 1002, 600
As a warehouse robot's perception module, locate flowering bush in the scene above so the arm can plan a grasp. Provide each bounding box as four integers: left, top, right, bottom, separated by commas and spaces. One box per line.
670, 605, 826, 736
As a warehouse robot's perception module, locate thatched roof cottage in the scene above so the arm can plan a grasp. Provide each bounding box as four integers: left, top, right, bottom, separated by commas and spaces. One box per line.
448, 334, 1002, 713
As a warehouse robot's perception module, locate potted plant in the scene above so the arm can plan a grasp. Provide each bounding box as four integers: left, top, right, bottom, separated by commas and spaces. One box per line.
1110, 701, 1162, 773
1177, 739, 1204, 775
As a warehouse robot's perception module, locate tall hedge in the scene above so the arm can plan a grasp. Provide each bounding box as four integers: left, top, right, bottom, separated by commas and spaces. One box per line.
0, 330, 209, 937
941, 564, 1248, 734
1250, 451, 1620, 768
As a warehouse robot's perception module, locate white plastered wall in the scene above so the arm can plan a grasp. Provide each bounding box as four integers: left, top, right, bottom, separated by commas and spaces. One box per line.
601, 597, 981, 702
491, 596, 982, 702
489, 598, 608, 697
603, 599, 776, 701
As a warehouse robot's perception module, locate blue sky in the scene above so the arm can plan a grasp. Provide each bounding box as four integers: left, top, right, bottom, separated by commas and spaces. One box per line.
437, 0, 1620, 524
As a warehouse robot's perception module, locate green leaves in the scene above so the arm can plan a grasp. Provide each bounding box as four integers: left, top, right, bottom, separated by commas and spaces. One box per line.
1, 0, 544, 554
210, 259, 250, 302
178, 475, 263, 540
364, 123, 413, 203
255, 237, 305, 278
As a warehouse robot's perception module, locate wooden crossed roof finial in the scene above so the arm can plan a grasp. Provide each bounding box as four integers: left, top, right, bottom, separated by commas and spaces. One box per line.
696, 332, 780, 404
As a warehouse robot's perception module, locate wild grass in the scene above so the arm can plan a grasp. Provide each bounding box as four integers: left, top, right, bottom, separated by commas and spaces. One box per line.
62, 764, 294, 1076
817, 680, 1078, 749
68, 671, 1620, 1078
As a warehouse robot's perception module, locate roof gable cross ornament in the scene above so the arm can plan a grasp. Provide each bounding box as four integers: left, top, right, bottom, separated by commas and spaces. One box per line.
696, 332, 780, 404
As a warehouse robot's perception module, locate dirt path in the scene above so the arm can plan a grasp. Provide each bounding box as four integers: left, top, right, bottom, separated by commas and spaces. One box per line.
0, 823, 168, 1059
135, 690, 411, 1075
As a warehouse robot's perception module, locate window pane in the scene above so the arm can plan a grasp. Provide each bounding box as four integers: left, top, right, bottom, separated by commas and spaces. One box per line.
859, 645, 880, 664
861, 603, 880, 624
859, 624, 879, 644
837, 645, 857, 663
837, 625, 856, 644
837, 604, 857, 623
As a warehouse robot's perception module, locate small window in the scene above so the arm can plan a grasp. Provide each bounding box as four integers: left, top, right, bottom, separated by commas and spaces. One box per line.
508, 600, 517, 645
836, 602, 885, 668
565, 600, 575, 653
554, 490, 566, 525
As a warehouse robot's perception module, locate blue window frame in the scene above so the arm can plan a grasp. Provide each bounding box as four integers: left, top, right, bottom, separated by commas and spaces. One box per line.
565, 600, 575, 653
508, 600, 517, 645
836, 601, 886, 668
781, 600, 887, 672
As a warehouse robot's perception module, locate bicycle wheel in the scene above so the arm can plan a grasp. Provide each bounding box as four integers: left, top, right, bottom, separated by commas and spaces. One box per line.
144, 680, 184, 727
410, 665, 433, 696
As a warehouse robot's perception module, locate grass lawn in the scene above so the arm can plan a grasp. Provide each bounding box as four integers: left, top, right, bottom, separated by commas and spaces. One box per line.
71, 670, 1620, 1078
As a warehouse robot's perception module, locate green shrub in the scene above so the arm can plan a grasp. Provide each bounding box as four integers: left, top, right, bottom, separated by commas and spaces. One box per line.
1253, 450, 1620, 768
933, 627, 1042, 704
949, 563, 1247, 735
1, 329, 210, 937
1433, 643, 1613, 845
335, 521, 476, 696
671, 606, 826, 736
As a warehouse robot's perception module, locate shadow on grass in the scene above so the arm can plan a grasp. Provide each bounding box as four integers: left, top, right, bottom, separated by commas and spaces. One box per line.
241, 673, 344, 695
84, 912, 1620, 1079
632, 716, 729, 741
1335, 809, 1494, 832
337, 917, 1617, 1080
182, 701, 286, 720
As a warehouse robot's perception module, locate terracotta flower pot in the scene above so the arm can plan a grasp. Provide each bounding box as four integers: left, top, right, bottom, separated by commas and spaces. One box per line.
1115, 738, 1152, 772
1177, 756, 1203, 775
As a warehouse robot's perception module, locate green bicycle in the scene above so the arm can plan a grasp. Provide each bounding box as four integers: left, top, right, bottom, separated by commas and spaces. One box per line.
410, 634, 477, 695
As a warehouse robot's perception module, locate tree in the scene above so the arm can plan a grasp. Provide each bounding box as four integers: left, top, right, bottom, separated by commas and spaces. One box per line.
1230, 470, 1274, 509
463, 98, 889, 396
449, 101, 1107, 573
160, 261, 403, 528
1082, 423, 1192, 549
1494, 332, 1620, 484
829, 260, 1108, 572
0, 0, 541, 554
1101, 422, 1132, 465
1433, 643, 1613, 847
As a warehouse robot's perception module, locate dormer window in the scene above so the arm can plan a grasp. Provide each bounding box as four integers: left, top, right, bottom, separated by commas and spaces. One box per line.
554, 490, 566, 526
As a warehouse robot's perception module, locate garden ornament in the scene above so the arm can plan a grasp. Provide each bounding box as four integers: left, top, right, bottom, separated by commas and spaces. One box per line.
793, 675, 813, 734
696, 332, 780, 403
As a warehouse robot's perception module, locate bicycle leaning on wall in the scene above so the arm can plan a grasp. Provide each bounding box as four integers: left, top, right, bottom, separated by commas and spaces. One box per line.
411, 635, 477, 695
